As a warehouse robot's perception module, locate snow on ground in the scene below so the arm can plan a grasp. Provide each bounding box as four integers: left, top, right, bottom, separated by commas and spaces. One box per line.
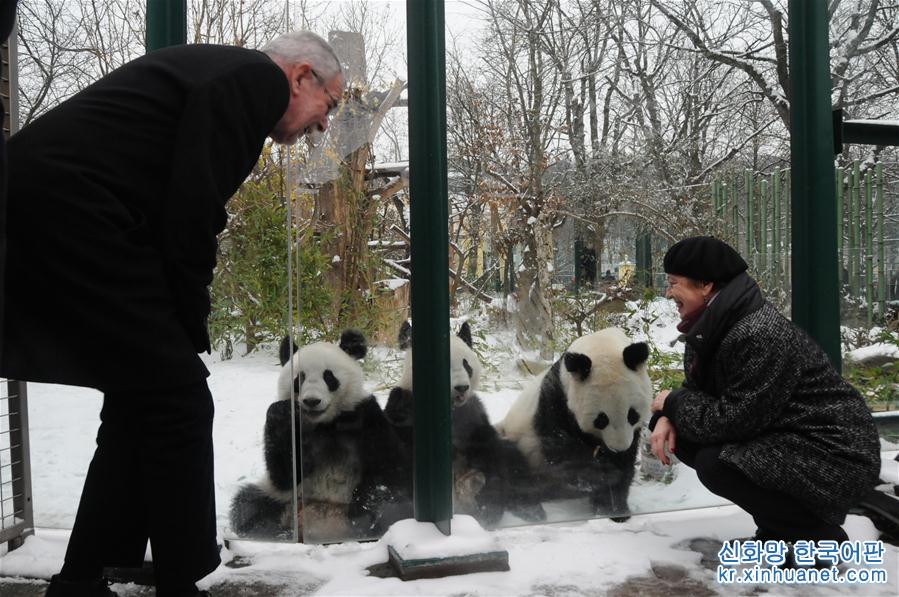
3, 299, 899, 594
848, 342, 899, 363
2, 508, 894, 596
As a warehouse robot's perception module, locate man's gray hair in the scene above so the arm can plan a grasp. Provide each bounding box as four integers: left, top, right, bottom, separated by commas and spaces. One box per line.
261, 31, 342, 81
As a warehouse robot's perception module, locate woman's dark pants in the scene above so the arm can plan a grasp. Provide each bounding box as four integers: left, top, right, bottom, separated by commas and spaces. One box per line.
675, 439, 848, 543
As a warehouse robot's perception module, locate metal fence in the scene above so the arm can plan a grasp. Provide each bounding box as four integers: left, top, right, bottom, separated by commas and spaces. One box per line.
0, 24, 30, 552
0, 380, 33, 550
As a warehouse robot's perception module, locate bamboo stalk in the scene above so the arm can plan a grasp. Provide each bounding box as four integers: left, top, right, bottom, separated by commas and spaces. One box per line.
785, 169, 791, 284
760, 179, 768, 273
773, 169, 781, 285
849, 160, 861, 296
835, 166, 843, 284
877, 163, 885, 318
732, 174, 740, 249
745, 169, 754, 257
865, 168, 874, 326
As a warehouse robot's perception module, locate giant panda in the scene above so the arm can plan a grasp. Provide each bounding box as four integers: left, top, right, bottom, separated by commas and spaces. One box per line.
229, 330, 412, 542
384, 321, 546, 527
497, 327, 651, 521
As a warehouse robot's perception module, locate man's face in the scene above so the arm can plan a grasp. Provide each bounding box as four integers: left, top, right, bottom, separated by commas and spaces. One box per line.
270, 64, 343, 145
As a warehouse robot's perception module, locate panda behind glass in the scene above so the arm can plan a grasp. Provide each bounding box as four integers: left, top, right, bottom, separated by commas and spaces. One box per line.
498, 327, 651, 521
384, 321, 546, 527
229, 330, 412, 542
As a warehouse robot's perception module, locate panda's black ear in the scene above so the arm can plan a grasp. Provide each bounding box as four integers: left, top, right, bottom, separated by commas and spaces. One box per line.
398, 320, 412, 350
457, 321, 473, 348
623, 342, 649, 371
563, 352, 592, 381
279, 336, 298, 366
339, 329, 368, 360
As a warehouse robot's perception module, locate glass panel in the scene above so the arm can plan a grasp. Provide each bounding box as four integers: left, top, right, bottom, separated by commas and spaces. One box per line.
228, 0, 416, 544
836, 159, 899, 449
15, 0, 897, 548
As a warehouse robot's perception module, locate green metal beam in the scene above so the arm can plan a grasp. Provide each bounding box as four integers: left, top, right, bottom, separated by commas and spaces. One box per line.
788, 0, 840, 367
842, 119, 899, 147
146, 0, 186, 52
406, 0, 453, 536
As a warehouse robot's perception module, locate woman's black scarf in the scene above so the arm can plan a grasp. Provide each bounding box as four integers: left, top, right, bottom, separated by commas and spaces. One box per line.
681, 271, 765, 394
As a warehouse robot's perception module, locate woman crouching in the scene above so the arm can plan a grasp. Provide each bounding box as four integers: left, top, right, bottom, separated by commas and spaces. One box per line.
650, 235, 880, 544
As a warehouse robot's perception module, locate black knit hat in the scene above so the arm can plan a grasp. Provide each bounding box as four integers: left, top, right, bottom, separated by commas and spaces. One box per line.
663, 236, 748, 283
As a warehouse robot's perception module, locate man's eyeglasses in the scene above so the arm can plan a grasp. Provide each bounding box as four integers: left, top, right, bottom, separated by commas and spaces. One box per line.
311, 69, 341, 115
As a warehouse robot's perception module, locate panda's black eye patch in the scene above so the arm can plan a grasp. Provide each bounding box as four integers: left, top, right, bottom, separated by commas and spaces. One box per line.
627, 407, 640, 426
299, 372, 306, 384
594, 412, 609, 430
323, 369, 340, 392
462, 359, 473, 378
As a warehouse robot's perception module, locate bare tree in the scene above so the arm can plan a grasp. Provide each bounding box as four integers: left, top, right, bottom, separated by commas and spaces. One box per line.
650, 0, 899, 128
471, 0, 568, 359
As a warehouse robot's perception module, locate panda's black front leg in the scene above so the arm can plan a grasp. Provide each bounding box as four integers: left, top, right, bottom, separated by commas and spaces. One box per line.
263, 400, 301, 493
589, 436, 639, 522
590, 474, 632, 522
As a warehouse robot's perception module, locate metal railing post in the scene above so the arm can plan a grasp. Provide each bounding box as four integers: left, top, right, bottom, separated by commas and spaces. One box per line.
788, 0, 840, 367
406, 0, 453, 535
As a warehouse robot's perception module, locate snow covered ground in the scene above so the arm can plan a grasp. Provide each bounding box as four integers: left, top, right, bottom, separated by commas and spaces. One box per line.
2, 298, 899, 595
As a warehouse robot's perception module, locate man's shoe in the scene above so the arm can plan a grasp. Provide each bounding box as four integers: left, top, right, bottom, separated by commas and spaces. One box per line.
45, 574, 119, 597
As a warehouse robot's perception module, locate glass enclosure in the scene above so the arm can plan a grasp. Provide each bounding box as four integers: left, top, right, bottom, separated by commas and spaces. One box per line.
14, 0, 898, 546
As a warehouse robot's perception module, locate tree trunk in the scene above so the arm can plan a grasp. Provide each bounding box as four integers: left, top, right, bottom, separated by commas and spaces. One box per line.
515, 214, 555, 360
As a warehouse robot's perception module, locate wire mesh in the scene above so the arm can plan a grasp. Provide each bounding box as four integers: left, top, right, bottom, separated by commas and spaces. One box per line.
0, 379, 34, 548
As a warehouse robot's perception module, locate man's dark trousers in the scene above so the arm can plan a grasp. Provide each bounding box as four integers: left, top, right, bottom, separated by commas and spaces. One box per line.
61, 380, 220, 594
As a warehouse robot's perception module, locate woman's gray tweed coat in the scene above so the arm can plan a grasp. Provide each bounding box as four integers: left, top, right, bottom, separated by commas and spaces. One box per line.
663, 287, 880, 526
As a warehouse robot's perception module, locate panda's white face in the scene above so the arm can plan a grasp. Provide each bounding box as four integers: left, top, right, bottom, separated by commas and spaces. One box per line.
560, 328, 652, 453
277, 343, 367, 424
396, 323, 482, 407
448, 335, 481, 406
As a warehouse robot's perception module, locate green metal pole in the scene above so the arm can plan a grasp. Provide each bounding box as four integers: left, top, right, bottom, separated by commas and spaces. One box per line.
877, 163, 885, 318
146, 0, 187, 51
407, 0, 453, 535
865, 169, 873, 326
788, 0, 840, 367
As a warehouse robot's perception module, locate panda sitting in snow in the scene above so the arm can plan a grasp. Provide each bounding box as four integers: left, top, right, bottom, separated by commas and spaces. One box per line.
497, 328, 651, 521
384, 321, 546, 527
229, 330, 412, 541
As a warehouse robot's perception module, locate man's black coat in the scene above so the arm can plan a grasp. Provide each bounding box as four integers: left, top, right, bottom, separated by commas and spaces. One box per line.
1, 44, 289, 391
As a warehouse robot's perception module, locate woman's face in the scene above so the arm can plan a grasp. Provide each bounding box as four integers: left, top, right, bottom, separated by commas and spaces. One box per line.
665, 274, 713, 319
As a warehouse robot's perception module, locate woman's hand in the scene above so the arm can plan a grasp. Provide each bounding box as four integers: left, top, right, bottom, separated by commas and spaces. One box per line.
651, 389, 670, 413
651, 416, 677, 465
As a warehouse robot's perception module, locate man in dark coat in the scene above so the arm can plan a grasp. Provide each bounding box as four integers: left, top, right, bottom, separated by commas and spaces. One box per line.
649, 236, 880, 547
1, 31, 343, 597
